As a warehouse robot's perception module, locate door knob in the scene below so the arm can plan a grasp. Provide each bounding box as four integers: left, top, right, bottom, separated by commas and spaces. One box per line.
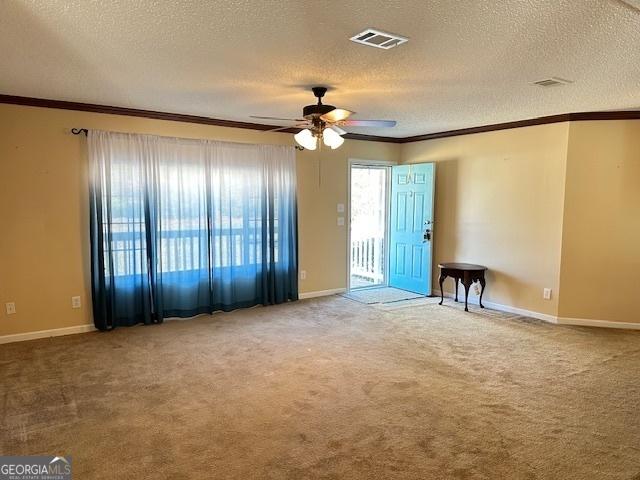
423, 229, 432, 242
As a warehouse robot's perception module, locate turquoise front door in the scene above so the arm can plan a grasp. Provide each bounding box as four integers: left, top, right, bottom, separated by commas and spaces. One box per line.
389, 163, 435, 295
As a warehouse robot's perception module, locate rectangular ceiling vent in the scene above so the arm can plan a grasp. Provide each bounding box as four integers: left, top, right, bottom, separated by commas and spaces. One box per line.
620, 0, 640, 12
350, 28, 408, 50
533, 77, 573, 87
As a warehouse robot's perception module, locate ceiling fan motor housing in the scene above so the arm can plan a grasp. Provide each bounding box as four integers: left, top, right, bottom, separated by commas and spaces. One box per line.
303, 103, 335, 119
304, 86, 335, 119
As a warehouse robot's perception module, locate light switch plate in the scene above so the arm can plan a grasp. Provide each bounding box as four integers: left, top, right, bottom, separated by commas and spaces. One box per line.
71, 296, 82, 309
337, 217, 345, 226
337, 203, 345, 213
300, 270, 307, 280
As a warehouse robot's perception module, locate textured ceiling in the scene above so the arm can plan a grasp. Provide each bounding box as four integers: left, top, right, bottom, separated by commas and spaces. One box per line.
1, 0, 639, 137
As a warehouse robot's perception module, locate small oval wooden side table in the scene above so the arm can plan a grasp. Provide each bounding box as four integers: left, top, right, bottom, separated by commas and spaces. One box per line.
437, 263, 488, 312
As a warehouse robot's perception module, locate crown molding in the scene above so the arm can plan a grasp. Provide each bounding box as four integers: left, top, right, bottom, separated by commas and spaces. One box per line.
400, 114, 572, 142
1, 94, 639, 144
0, 94, 402, 143
401, 110, 640, 143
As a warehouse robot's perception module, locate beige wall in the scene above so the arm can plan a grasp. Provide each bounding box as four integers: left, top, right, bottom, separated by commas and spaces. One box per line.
2, 102, 638, 337
0, 104, 399, 335
401, 123, 570, 317
558, 121, 640, 323
297, 143, 399, 293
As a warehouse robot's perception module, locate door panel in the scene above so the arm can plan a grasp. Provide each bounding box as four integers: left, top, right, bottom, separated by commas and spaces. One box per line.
412, 245, 423, 278
395, 243, 406, 275
389, 163, 435, 295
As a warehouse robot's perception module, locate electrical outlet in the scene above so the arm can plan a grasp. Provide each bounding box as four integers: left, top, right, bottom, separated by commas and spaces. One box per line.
71, 296, 82, 309
6, 302, 16, 315
337, 217, 345, 226
300, 270, 307, 280
543, 288, 552, 300
337, 203, 345, 213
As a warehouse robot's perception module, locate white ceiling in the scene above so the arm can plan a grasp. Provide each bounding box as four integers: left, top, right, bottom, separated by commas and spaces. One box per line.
1, 0, 639, 138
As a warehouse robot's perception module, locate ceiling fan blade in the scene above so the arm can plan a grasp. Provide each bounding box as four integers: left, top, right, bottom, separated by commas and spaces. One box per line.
250, 115, 306, 122
329, 125, 347, 136
263, 123, 311, 133
320, 109, 354, 123
340, 119, 397, 128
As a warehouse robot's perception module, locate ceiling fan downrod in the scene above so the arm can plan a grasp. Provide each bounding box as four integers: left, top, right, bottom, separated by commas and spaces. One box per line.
303, 87, 335, 120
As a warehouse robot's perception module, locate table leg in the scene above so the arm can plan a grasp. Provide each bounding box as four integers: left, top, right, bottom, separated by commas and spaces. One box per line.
454, 278, 459, 302
479, 277, 486, 308
462, 278, 472, 312
438, 274, 446, 305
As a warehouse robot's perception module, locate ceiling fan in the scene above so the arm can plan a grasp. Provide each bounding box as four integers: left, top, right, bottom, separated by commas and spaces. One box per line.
250, 87, 397, 150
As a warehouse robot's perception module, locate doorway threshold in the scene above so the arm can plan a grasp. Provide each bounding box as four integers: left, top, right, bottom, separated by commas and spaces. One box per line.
341, 287, 425, 305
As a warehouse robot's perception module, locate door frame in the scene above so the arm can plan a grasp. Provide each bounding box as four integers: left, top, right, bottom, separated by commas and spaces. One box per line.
346, 158, 397, 292
423, 162, 437, 296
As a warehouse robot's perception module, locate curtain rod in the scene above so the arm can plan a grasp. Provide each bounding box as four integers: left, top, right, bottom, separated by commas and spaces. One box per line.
69, 127, 304, 149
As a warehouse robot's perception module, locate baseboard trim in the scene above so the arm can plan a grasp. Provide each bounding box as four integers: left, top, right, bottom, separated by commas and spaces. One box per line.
299, 288, 347, 300
482, 300, 558, 324
556, 317, 640, 330
433, 289, 557, 323
434, 290, 640, 330
0, 292, 345, 344
2, 294, 636, 344
0, 324, 96, 345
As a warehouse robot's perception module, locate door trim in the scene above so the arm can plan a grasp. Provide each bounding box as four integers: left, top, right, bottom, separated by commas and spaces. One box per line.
419, 162, 436, 296
346, 158, 397, 292
430, 163, 436, 294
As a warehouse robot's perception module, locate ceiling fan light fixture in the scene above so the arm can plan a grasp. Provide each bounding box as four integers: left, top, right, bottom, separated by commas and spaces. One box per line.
252, 87, 396, 151
294, 128, 317, 150
323, 127, 345, 149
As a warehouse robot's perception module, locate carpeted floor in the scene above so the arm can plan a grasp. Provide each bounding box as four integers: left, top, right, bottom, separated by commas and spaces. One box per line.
2, 296, 640, 479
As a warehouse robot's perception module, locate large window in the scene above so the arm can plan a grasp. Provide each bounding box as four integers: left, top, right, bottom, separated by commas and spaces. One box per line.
89, 131, 298, 330
105, 162, 282, 276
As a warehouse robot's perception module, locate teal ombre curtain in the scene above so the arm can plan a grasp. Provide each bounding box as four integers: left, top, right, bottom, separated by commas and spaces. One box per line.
88, 130, 298, 330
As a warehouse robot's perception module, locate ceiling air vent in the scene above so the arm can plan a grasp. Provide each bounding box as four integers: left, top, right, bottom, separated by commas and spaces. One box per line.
620, 0, 640, 12
350, 28, 408, 50
533, 77, 573, 87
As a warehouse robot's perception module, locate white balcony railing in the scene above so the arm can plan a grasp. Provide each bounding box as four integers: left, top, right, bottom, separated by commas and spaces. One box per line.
350, 236, 385, 286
